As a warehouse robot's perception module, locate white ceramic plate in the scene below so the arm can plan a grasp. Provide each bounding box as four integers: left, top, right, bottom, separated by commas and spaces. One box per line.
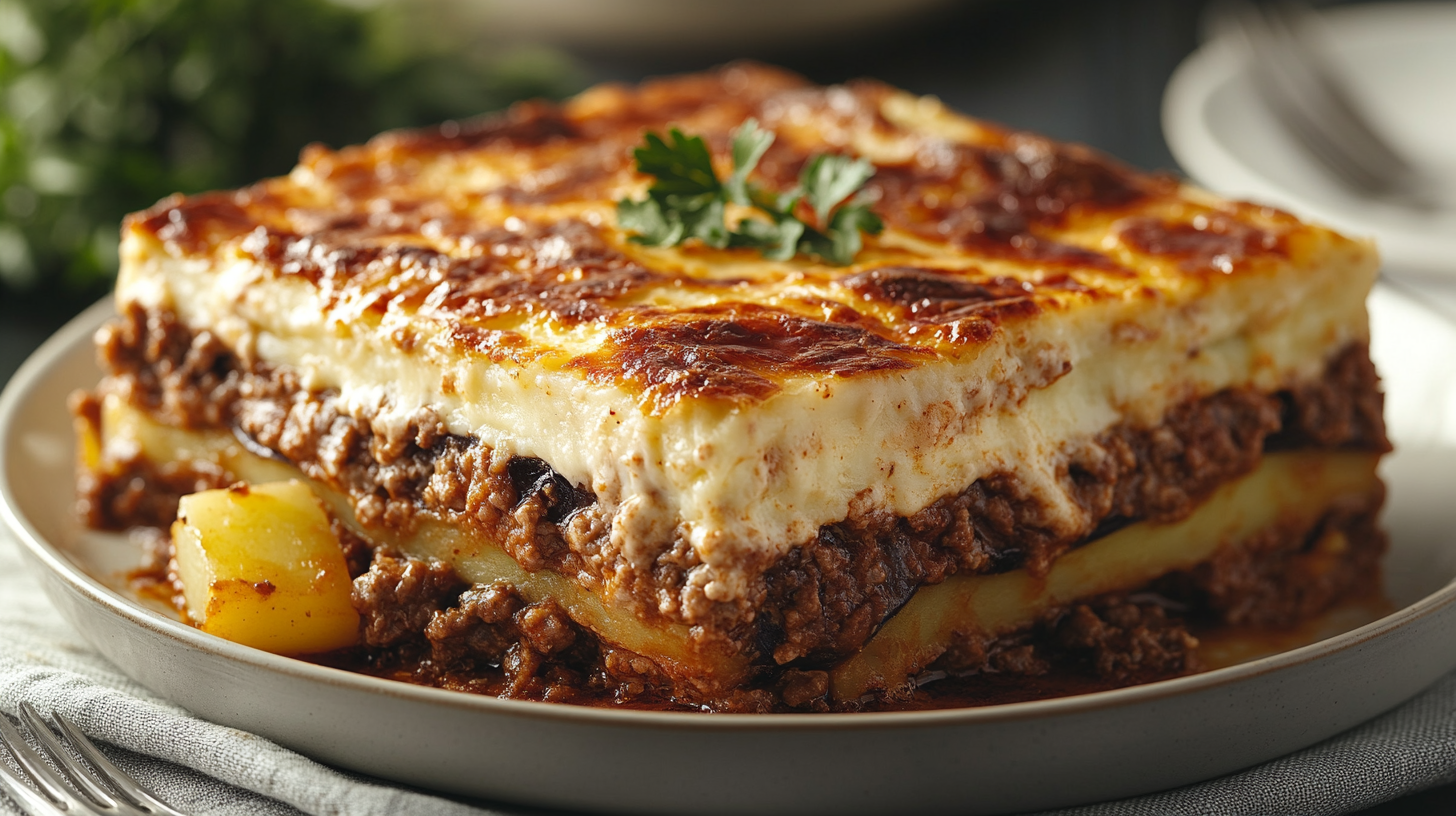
1163, 3, 1456, 278
3, 289, 1456, 816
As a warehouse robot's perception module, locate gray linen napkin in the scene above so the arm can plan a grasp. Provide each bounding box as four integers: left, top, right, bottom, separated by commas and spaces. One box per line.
0, 530, 516, 816
1, 525, 1451, 816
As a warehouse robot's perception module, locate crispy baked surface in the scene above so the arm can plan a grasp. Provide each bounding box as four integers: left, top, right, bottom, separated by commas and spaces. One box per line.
123, 62, 1367, 411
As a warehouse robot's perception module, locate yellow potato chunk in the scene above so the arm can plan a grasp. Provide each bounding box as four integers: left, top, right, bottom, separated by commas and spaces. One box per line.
172, 480, 360, 655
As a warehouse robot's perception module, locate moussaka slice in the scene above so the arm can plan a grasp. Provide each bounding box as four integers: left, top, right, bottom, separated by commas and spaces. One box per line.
74, 63, 1388, 712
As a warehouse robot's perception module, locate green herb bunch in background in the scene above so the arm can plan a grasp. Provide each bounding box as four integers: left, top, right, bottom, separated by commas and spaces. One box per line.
0, 0, 581, 304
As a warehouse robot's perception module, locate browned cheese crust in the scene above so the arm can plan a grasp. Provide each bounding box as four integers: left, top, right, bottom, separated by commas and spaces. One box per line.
121, 64, 1323, 412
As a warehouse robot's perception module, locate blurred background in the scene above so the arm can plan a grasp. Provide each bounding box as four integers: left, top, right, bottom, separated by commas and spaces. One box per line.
0, 0, 1450, 811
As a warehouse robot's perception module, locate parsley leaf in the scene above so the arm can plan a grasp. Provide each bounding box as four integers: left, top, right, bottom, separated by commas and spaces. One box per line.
726, 118, 775, 206
801, 154, 876, 225
634, 129, 720, 197
802, 199, 884, 265
617, 129, 729, 248
730, 214, 805, 261
616, 120, 881, 264
616, 197, 679, 246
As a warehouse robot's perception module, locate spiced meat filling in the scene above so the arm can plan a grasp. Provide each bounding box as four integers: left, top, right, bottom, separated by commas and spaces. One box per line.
322, 494, 1384, 712
82, 302, 1389, 665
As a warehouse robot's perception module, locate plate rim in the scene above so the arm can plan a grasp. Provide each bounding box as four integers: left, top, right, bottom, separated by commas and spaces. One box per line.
1161, 2, 1456, 277
3, 295, 1455, 734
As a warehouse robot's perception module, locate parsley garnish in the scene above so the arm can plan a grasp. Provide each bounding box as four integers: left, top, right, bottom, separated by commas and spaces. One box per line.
616, 119, 883, 265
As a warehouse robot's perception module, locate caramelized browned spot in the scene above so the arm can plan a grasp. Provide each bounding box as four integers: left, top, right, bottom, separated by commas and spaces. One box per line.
236, 219, 672, 329
444, 325, 536, 365
571, 64, 806, 139
569, 304, 924, 412
866, 134, 1161, 269
133, 193, 260, 257
838, 267, 1042, 343
1118, 214, 1287, 274
420, 222, 668, 322
384, 100, 582, 153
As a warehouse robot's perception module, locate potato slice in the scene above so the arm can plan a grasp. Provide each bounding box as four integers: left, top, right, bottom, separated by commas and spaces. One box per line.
103, 396, 750, 686
172, 480, 360, 655
828, 450, 1383, 700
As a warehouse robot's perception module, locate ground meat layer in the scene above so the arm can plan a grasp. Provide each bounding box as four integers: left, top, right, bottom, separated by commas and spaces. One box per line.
329, 493, 1384, 712
83, 303, 1389, 671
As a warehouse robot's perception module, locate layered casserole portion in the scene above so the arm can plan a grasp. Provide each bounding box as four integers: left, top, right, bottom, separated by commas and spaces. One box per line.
75, 64, 1388, 712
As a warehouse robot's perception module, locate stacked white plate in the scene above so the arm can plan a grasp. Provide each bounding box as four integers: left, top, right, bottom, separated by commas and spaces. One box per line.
1163, 2, 1456, 290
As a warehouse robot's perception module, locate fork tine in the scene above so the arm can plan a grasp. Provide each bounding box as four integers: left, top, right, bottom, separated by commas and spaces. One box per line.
18, 704, 122, 811
0, 756, 68, 816
50, 713, 188, 816
0, 713, 101, 815
1269, 2, 1417, 178
1262, 3, 1412, 184
1226, 2, 1384, 185
1214, 0, 1438, 209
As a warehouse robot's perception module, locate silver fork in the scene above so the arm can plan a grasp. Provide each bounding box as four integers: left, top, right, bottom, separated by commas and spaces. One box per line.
0, 703, 187, 816
1210, 0, 1442, 211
